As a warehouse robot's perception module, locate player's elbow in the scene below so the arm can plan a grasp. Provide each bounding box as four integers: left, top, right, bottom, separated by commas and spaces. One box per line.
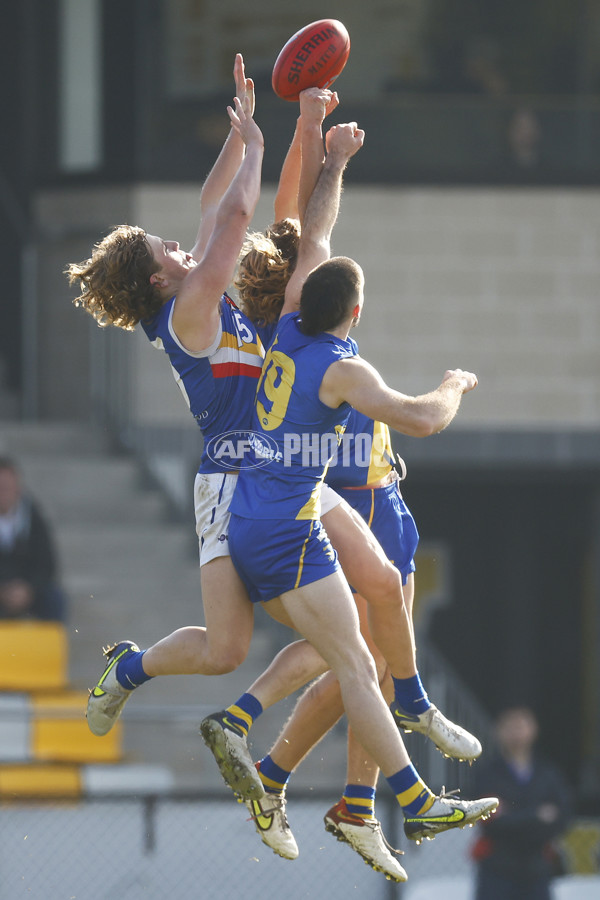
235, 203, 255, 227
396, 411, 441, 438
414, 417, 440, 438
298, 235, 330, 264
218, 196, 256, 231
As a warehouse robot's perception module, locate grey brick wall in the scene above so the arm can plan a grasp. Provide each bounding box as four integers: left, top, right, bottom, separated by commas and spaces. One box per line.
324, 187, 600, 429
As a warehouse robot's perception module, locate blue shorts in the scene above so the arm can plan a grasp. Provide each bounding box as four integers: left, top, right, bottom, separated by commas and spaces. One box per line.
229, 514, 340, 604
335, 482, 419, 585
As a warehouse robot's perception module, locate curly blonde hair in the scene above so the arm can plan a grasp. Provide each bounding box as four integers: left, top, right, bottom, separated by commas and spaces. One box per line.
235, 218, 300, 325
65, 225, 163, 331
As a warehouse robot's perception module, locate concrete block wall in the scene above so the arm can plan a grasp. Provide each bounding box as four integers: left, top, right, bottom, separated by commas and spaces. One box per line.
45, 184, 600, 430
330, 187, 600, 429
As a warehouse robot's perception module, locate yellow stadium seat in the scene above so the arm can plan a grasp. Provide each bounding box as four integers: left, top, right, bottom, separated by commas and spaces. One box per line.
0, 763, 82, 798
31, 692, 122, 764
0, 622, 68, 691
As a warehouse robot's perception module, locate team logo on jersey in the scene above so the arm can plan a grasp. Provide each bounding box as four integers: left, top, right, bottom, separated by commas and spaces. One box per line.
206, 430, 279, 470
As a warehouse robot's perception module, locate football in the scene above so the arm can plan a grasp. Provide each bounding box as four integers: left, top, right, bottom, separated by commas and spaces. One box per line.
272, 19, 351, 102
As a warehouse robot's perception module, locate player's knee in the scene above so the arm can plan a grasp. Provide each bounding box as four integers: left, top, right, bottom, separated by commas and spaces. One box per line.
355, 655, 380, 691
342, 643, 380, 686
206, 643, 248, 674
365, 563, 403, 604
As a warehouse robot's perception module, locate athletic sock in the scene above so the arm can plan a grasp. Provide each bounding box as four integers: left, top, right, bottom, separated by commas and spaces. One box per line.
386, 763, 435, 817
115, 649, 153, 690
224, 692, 263, 736
257, 755, 291, 796
392, 672, 431, 715
343, 783, 376, 820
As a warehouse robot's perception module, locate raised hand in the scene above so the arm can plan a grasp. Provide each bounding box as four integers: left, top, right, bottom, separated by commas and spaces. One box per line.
227, 95, 263, 149
324, 90, 340, 119
442, 369, 479, 393
325, 122, 365, 162
233, 52, 255, 116
299, 87, 338, 125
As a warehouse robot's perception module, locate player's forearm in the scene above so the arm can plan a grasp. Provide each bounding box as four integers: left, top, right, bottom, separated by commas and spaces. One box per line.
353, 380, 465, 438
298, 120, 326, 225
216, 142, 264, 226
300, 155, 345, 249
409, 380, 465, 436
377, 379, 465, 438
200, 126, 245, 214
274, 118, 302, 221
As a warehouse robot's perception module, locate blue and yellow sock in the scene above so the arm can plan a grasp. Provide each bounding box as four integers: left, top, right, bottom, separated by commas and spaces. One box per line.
257, 755, 291, 796
386, 763, 435, 817
343, 784, 376, 820
224, 692, 263, 736
392, 672, 431, 715
115, 649, 153, 690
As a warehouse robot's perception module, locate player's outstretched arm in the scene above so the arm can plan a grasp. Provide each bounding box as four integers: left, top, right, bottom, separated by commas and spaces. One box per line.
191, 53, 254, 260
172, 94, 264, 350
274, 89, 339, 223
297, 89, 339, 225
321, 355, 478, 437
280, 119, 364, 318
273, 116, 302, 223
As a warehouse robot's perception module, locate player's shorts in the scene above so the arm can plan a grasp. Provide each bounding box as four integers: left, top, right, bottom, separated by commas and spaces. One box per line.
194, 474, 342, 567
335, 481, 419, 585
194, 471, 237, 566
320, 482, 343, 516
229, 513, 340, 605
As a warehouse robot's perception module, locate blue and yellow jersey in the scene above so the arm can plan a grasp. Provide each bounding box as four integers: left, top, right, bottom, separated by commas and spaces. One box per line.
325, 410, 395, 489
230, 312, 357, 520
141, 293, 267, 474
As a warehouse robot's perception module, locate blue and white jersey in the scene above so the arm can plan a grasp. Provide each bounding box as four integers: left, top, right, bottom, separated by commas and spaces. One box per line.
230, 312, 357, 521
141, 293, 267, 474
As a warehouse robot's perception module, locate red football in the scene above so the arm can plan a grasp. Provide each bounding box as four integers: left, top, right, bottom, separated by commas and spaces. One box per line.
272, 19, 350, 102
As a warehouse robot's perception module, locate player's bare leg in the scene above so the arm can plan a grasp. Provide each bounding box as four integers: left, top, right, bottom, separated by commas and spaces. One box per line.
88, 556, 323, 739
326, 505, 482, 761
251, 595, 405, 878
202, 572, 496, 847
323, 501, 417, 678
204, 571, 415, 809
321, 597, 406, 882
143, 557, 254, 675
275, 572, 413, 776
86, 556, 255, 737
257, 593, 384, 770
275, 573, 497, 836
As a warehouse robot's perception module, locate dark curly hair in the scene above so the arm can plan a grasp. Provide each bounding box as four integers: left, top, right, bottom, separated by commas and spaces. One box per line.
65, 225, 163, 330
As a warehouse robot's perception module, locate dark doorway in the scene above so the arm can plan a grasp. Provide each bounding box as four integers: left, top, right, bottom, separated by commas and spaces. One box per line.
402, 463, 596, 798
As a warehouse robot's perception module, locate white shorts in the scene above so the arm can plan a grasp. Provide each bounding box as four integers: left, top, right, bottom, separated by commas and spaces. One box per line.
194, 471, 238, 567
193, 473, 342, 567
320, 483, 343, 516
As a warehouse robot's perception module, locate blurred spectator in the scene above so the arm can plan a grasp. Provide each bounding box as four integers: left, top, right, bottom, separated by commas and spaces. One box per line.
471, 706, 572, 900
0, 457, 65, 621
508, 106, 542, 168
